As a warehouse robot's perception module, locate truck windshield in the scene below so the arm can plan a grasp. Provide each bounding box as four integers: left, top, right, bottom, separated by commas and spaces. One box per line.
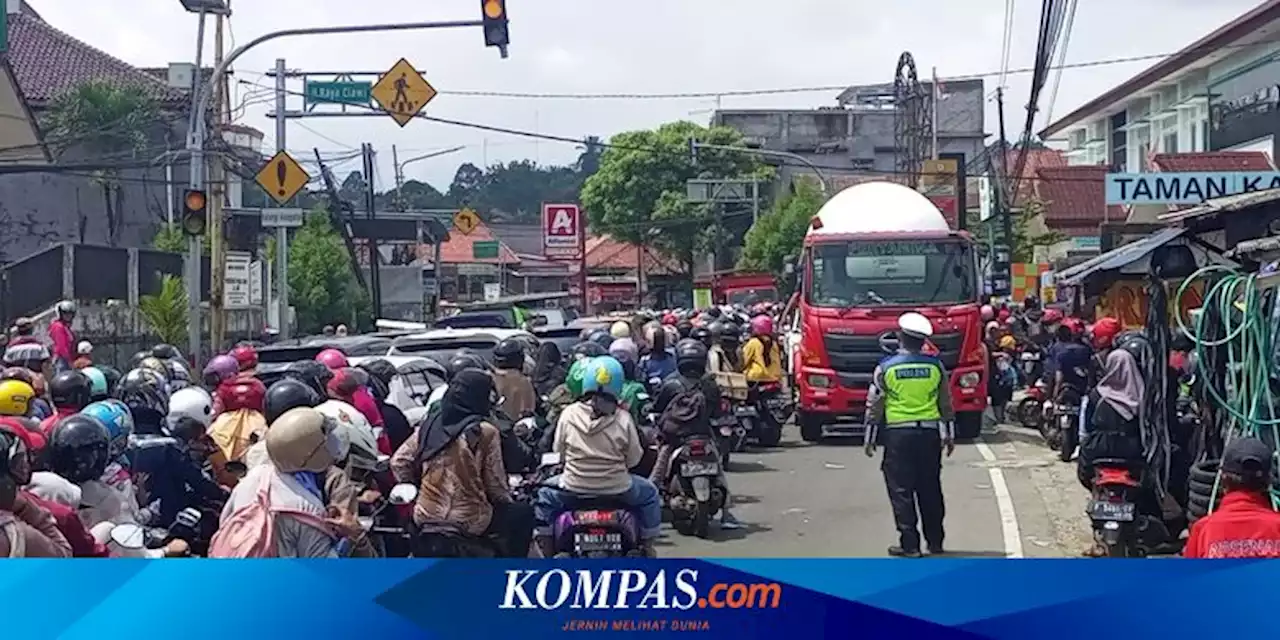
807, 239, 976, 307
727, 287, 778, 305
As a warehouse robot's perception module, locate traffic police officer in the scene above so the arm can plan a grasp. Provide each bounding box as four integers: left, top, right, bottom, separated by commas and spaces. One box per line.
864, 311, 956, 558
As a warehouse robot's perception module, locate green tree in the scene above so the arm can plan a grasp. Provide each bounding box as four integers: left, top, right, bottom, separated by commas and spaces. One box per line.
288, 210, 370, 333
138, 274, 189, 345
45, 81, 161, 243
739, 179, 826, 273
580, 121, 770, 271
151, 223, 211, 254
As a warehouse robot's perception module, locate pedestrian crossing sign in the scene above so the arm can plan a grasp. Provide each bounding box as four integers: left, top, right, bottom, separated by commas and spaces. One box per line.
371, 58, 437, 127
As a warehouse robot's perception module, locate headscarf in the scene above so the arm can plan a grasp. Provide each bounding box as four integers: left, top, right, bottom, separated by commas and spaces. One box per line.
1097, 349, 1143, 421
532, 342, 565, 395
415, 369, 494, 465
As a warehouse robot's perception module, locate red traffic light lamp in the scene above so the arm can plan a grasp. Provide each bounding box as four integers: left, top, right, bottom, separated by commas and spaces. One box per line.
182, 189, 207, 236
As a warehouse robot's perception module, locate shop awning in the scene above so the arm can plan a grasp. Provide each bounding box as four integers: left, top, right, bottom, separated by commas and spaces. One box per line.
1056, 226, 1187, 286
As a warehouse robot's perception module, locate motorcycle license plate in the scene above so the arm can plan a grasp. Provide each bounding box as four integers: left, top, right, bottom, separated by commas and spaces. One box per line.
719, 425, 734, 436
681, 461, 719, 476
575, 530, 623, 552
1088, 500, 1135, 522
735, 406, 758, 417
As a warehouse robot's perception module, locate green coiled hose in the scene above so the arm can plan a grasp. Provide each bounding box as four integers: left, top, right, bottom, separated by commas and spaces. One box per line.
1176, 264, 1280, 510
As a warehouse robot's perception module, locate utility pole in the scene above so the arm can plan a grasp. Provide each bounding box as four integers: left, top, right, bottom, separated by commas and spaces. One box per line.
996, 87, 1014, 258
362, 142, 382, 317
185, 8, 209, 365
392, 144, 403, 212
273, 58, 290, 339
931, 67, 940, 160
209, 5, 228, 350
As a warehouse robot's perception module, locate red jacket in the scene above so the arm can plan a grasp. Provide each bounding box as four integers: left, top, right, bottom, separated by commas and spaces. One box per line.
48, 319, 74, 363
20, 490, 109, 558
38, 407, 78, 436
1184, 491, 1280, 558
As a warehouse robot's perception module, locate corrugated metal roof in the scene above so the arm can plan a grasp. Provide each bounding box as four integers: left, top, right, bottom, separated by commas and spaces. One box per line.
1056, 226, 1186, 285
1157, 188, 1280, 224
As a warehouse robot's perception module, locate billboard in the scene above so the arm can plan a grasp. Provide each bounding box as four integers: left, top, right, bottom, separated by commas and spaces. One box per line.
1105, 171, 1280, 205
542, 203, 583, 260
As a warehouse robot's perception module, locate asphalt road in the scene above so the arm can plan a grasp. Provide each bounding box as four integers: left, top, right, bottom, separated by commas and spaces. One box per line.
660, 429, 1014, 558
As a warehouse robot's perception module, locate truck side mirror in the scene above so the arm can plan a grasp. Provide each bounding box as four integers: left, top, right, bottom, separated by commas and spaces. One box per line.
783, 262, 796, 276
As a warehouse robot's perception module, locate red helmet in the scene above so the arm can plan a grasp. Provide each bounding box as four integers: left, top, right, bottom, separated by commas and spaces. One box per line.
1062, 317, 1085, 338
1091, 317, 1123, 350
315, 348, 349, 370
980, 304, 994, 321
750, 314, 774, 336
661, 313, 677, 326
230, 345, 258, 372
1041, 309, 1064, 325
217, 378, 265, 413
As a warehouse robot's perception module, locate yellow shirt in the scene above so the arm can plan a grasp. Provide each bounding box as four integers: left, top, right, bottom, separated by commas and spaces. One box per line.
742, 337, 783, 383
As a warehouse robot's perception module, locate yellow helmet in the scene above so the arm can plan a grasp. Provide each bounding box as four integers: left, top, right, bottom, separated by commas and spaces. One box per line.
0, 379, 35, 416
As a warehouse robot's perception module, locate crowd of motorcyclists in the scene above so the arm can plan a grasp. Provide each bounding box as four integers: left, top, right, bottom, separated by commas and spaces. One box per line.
0, 299, 790, 558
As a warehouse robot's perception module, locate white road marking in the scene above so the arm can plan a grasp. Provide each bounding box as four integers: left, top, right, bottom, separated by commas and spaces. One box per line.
975, 441, 1024, 558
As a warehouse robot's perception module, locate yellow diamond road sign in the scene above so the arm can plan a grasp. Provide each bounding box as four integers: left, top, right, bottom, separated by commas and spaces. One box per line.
371, 58, 437, 127
454, 208, 480, 235
256, 150, 311, 205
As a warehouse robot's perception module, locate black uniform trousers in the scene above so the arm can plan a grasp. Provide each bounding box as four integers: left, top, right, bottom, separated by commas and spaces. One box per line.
880, 426, 945, 551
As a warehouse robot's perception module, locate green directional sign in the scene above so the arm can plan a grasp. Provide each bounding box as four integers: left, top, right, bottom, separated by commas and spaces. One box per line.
473, 240, 500, 260
304, 80, 372, 106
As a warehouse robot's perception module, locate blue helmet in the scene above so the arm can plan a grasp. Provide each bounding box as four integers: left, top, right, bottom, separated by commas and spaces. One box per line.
82, 400, 134, 458
580, 356, 624, 399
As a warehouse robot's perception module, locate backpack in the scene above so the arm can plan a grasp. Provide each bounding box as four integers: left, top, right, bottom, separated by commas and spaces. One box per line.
657, 379, 707, 440
208, 471, 332, 558
0, 514, 24, 558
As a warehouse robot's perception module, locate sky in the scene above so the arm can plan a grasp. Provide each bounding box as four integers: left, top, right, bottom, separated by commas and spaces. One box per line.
27, 0, 1266, 192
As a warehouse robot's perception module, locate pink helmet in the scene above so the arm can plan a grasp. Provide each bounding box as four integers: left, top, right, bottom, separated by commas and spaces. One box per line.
315, 348, 349, 370
202, 354, 238, 386
750, 314, 774, 336
980, 304, 994, 321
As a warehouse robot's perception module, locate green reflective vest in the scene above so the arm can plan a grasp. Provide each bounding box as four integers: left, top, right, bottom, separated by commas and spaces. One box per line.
879, 353, 944, 425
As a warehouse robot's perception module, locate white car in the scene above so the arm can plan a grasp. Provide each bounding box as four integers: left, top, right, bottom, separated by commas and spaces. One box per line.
347, 355, 448, 426
386, 327, 539, 373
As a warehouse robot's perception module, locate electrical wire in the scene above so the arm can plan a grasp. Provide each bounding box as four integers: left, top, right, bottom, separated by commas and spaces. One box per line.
998, 0, 1017, 90
1043, 0, 1078, 126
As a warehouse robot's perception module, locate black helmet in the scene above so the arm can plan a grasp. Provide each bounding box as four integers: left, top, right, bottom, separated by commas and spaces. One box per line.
571, 341, 607, 359
48, 414, 111, 483
690, 326, 712, 348
285, 360, 333, 399
116, 368, 170, 426
1115, 330, 1151, 366
705, 307, 722, 319
49, 370, 92, 410
151, 344, 183, 361
264, 378, 321, 424
587, 330, 613, 350
493, 338, 525, 370
356, 358, 396, 401
707, 321, 727, 339
446, 351, 488, 381
129, 350, 151, 370
675, 338, 708, 376
720, 321, 741, 344
676, 320, 694, 340
97, 365, 122, 397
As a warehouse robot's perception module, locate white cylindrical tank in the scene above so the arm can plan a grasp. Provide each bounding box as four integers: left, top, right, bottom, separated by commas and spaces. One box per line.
807, 182, 950, 237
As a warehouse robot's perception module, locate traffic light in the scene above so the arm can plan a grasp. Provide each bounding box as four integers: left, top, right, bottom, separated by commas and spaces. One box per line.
481, 0, 509, 58
181, 189, 207, 236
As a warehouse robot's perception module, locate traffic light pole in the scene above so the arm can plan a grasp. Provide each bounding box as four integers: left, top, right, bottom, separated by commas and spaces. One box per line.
274, 57, 290, 341
184, 18, 487, 359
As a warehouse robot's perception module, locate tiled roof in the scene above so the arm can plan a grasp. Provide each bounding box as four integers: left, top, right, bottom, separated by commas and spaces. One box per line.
1006, 148, 1067, 206
585, 235, 680, 274
1034, 165, 1124, 229
431, 217, 520, 265
1151, 151, 1273, 173
487, 222, 546, 256
6, 12, 187, 107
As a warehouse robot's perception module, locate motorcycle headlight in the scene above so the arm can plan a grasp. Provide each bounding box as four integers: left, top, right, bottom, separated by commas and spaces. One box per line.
958, 372, 981, 388
807, 374, 831, 388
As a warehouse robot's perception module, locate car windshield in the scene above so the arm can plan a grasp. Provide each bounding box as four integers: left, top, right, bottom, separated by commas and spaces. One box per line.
257, 346, 326, 364
807, 239, 976, 307
434, 312, 513, 329
727, 287, 778, 305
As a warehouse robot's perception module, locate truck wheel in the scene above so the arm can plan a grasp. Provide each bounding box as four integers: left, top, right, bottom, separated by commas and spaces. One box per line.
955, 412, 982, 441
799, 412, 823, 442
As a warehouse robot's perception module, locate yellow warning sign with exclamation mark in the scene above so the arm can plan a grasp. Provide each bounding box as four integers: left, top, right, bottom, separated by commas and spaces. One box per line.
255, 150, 311, 205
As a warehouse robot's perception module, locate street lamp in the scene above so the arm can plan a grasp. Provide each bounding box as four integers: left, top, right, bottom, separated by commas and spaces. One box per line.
179, 0, 230, 15
394, 145, 466, 208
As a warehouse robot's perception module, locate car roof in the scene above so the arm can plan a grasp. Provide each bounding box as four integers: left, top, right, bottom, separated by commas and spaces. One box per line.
394, 327, 533, 343
347, 355, 446, 375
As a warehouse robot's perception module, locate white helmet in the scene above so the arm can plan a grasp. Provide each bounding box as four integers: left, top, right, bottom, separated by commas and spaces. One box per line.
610, 321, 631, 339
56, 300, 76, 316
314, 399, 378, 468
77, 340, 93, 355
898, 312, 934, 338
168, 386, 214, 428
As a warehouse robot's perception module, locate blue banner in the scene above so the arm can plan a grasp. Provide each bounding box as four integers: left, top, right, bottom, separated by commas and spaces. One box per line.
1105, 171, 1280, 204
3, 559, 1273, 639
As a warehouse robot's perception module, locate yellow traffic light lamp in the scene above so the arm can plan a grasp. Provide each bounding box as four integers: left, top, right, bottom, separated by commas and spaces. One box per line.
181, 189, 207, 236
481, 0, 509, 58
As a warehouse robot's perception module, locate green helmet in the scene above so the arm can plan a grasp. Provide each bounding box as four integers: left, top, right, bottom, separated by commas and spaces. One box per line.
566, 359, 588, 399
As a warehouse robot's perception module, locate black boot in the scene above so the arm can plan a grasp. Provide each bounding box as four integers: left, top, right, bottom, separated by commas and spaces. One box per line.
887, 545, 923, 558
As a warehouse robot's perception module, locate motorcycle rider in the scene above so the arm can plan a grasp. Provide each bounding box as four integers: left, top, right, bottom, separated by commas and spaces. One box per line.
609, 339, 648, 425
425, 351, 489, 418
4, 317, 48, 372
741, 315, 784, 385
73, 341, 94, 370
531, 342, 567, 398
48, 300, 77, 374
0, 424, 71, 557
1, 417, 105, 557
317, 349, 385, 434
82, 366, 110, 403
121, 368, 225, 527
706, 322, 733, 374
864, 312, 956, 558
283, 360, 333, 401
492, 338, 537, 420
535, 356, 662, 557
640, 327, 677, 384
230, 344, 259, 380
391, 368, 532, 557
651, 339, 741, 529
356, 358, 413, 453
1184, 437, 1280, 558
40, 370, 93, 435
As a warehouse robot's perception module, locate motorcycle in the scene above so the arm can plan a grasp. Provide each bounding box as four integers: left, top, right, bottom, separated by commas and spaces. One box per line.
106, 506, 206, 558
1087, 460, 1172, 558
752, 381, 787, 447
1051, 402, 1080, 462
359, 483, 420, 558
664, 435, 727, 539
1018, 380, 1047, 430
722, 396, 751, 459
540, 452, 646, 558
